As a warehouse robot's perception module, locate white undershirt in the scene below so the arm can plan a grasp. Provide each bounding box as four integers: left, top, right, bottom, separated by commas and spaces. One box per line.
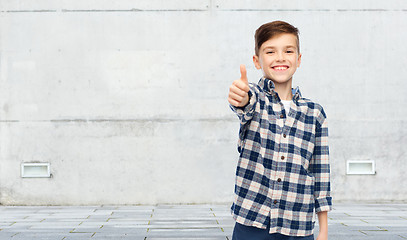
281, 100, 291, 114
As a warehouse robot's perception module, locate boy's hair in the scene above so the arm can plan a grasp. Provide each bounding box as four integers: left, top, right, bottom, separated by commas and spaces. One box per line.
254, 21, 300, 56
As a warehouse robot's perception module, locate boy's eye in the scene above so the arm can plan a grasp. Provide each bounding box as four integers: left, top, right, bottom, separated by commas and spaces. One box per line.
286, 50, 294, 53
267, 51, 274, 54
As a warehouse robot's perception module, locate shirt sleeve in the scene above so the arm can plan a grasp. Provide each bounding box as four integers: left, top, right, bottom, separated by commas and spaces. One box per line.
310, 110, 332, 213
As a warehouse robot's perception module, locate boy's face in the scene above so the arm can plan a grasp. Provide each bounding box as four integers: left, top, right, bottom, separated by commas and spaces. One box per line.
253, 33, 301, 85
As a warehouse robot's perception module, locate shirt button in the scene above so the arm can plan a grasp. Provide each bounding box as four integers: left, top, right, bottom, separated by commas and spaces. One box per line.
274, 200, 278, 204
281, 156, 285, 160
277, 178, 281, 182
283, 134, 287, 138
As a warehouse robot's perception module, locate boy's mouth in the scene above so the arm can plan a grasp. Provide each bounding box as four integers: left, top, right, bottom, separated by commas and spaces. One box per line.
272, 65, 289, 71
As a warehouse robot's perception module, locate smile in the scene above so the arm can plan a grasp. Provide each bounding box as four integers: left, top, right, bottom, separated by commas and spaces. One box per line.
272, 65, 289, 71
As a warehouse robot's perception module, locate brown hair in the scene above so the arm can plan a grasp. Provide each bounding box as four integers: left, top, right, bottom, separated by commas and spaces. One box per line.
254, 21, 300, 56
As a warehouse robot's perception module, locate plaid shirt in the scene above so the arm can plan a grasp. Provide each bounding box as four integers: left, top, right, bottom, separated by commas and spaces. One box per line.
230, 77, 332, 236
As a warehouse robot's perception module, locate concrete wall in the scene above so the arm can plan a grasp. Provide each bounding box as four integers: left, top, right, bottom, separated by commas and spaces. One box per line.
0, 0, 406, 205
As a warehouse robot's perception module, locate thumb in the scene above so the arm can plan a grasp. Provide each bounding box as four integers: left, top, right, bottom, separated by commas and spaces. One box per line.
240, 64, 248, 83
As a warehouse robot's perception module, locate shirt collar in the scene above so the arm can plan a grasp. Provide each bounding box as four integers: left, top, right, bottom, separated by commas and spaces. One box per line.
258, 77, 302, 101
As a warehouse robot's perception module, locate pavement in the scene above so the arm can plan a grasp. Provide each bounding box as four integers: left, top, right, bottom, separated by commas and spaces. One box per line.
0, 203, 406, 240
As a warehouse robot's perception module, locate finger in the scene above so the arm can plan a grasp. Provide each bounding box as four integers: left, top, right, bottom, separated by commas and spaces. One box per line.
228, 97, 240, 107
234, 79, 250, 93
229, 91, 244, 102
240, 64, 248, 83
230, 84, 248, 97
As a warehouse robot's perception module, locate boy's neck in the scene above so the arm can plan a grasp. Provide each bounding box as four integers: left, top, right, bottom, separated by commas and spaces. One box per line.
271, 78, 293, 101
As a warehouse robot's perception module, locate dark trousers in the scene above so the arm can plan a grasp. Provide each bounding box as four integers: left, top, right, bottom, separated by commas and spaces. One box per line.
232, 222, 314, 240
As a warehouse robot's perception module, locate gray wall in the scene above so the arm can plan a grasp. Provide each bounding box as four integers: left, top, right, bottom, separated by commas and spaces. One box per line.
0, 0, 406, 205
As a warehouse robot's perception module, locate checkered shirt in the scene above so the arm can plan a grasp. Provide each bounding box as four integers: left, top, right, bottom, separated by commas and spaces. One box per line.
230, 77, 332, 236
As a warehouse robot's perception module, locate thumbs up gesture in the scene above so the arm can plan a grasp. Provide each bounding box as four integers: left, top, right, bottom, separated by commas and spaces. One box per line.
228, 64, 250, 107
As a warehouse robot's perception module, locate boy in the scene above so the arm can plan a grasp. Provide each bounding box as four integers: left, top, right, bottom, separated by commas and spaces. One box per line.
228, 21, 332, 240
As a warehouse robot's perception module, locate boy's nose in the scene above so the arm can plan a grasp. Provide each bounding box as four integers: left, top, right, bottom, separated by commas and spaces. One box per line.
276, 52, 285, 61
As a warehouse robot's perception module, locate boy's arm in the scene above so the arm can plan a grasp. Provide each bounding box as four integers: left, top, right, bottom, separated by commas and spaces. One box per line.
317, 211, 328, 240
311, 111, 331, 239
310, 109, 332, 212
229, 90, 256, 124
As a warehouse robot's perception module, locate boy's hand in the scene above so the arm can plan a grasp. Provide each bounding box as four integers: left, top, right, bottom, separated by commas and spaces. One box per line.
316, 231, 328, 240
228, 64, 250, 107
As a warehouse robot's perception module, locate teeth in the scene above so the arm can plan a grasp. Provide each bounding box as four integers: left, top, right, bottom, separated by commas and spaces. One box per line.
275, 67, 287, 70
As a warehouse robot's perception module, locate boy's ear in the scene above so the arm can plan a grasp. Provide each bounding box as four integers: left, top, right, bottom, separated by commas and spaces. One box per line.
297, 53, 302, 68
253, 55, 261, 69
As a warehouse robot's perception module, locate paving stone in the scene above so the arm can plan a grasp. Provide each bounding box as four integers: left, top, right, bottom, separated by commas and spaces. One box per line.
372, 220, 407, 227
222, 226, 234, 236
345, 225, 388, 231
147, 220, 219, 228
91, 232, 147, 239
358, 236, 407, 240
0, 232, 15, 239
377, 226, 407, 234
4, 232, 71, 240
146, 228, 226, 238
146, 238, 227, 240
0, 204, 406, 239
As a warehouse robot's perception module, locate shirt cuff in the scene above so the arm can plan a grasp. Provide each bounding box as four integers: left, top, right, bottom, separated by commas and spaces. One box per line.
315, 196, 332, 213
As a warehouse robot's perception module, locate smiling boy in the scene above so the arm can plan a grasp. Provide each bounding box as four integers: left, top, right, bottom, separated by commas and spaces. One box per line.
228, 21, 332, 240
